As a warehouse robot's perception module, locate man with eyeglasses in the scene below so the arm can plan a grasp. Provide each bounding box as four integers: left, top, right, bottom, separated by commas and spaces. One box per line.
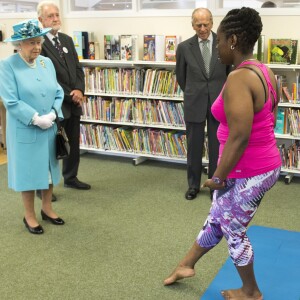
176, 8, 231, 201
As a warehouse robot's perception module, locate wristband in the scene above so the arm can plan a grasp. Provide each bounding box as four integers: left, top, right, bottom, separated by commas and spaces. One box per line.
211, 176, 224, 185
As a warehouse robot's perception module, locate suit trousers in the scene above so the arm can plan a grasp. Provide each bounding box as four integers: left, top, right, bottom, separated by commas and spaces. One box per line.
61, 114, 80, 182
186, 109, 219, 189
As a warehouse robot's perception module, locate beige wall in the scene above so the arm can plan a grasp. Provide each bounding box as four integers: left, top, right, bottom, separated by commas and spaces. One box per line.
65, 15, 300, 62
1, 15, 300, 62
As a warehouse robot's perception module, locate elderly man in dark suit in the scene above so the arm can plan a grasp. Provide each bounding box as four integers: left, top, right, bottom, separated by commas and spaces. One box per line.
176, 8, 230, 200
36, 1, 91, 200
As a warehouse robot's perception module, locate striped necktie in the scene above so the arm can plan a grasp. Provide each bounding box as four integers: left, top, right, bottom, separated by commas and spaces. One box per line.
201, 40, 211, 76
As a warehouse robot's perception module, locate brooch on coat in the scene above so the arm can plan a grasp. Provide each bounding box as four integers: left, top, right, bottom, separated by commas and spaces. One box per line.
39, 59, 46, 68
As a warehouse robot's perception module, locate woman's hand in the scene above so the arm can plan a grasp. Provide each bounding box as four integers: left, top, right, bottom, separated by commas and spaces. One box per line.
201, 179, 226, 190
32, 113, 54, 130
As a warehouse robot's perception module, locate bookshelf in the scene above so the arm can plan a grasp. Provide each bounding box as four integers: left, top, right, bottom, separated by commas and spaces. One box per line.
268, 64, 300, 183
79, 61, 299, 183
79, 59, 209, 166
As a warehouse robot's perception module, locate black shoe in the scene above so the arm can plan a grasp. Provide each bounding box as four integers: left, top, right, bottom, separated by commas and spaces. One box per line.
41, 210, 65, 225
64, 178, 91, 190
36, 190, 57, 202
23, 217, 44, 234
185, 188, 200, 200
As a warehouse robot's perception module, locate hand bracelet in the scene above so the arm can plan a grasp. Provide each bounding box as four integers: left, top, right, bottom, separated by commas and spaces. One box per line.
211, 176, 224, 185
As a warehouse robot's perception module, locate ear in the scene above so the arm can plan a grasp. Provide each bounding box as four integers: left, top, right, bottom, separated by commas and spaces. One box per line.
231, 34, 238, 48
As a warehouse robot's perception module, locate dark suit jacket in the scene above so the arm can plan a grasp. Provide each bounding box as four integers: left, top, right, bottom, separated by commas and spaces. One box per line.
41, 33, 85, 119
176, 33, 230, 123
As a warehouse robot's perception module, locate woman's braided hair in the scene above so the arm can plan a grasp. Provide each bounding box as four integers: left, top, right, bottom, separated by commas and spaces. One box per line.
219, 7, 263, 54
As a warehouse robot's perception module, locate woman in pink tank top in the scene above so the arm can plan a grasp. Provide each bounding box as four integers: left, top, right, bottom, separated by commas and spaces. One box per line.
164, 7, 281, 300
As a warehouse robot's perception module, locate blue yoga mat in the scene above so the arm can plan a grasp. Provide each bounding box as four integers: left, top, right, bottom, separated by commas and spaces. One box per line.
201, 225, 300, 300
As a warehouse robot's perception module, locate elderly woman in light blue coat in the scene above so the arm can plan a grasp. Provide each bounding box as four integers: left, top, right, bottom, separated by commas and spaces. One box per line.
0, 19, 65, 234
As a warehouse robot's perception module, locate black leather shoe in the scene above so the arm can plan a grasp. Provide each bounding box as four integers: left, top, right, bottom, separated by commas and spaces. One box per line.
41, 210, 65, 225
64, 178, 91, 190
185, 188, 200, 200
36, 190, 57, 202
23, 217, 44, 234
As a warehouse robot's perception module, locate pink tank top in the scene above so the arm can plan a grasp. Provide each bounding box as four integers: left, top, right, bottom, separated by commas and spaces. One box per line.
211, 61, 282, 178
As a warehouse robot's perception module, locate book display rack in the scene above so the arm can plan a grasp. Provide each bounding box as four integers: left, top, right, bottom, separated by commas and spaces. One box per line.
79, 60, 299, 183
79, 59, 209, 166
269, 64, 300, 183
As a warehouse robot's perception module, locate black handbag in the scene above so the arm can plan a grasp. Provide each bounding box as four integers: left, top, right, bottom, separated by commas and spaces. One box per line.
53, 108, 70, 160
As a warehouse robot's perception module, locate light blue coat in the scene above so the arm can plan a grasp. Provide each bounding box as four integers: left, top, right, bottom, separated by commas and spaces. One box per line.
0, 54, 64, 191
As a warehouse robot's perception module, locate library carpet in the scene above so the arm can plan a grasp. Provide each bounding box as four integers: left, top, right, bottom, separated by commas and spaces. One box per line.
201, 225, 300, 300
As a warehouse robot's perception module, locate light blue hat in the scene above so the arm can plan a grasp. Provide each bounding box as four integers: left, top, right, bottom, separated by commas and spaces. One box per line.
4, 19, 51, 42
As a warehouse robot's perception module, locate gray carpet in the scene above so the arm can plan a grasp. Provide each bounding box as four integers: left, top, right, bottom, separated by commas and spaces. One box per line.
0, 153, 299, 300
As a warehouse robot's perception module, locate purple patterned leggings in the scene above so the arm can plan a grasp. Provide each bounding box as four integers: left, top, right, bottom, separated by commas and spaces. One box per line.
196, 167, 280, 266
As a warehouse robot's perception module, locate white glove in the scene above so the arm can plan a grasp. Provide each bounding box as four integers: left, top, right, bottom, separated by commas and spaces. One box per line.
44, 111, 56, 122
32, 113, 54, 130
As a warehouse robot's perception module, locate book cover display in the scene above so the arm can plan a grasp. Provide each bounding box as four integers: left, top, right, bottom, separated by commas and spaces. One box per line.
120, 35, 139, 61
143, 35, 165, 61
73, 31, 83, 59
253, 35, 265, 62
275, 108, 286, 134
268, 38, 298, 64
143, 35, 155, 61
73, 31, 89, 59
165, 35, 181, 62
290, 39, 298, 65
88, 42, 95, 60
104, 35, 120, 60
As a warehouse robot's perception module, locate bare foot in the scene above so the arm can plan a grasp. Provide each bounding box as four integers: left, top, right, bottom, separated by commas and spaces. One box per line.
163, 266, 195, 285
221, 289, 263, 300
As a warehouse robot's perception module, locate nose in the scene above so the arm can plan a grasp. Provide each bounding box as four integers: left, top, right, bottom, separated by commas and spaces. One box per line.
53, 15, 60, 21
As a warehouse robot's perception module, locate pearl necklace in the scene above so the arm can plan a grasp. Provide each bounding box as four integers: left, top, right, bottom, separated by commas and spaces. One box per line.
19, 53, 37, 69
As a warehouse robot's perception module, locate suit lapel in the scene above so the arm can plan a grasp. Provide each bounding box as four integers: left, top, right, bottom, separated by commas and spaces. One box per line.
209, 33, 219, 76
190, 34, 210, 78
190, 32, 220, 78
58, 33, 73, 72
190, 35, 206, 72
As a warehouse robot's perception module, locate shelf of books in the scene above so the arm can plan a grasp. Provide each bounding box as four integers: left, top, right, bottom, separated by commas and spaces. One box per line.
247, 35, 300, 182
80, 59, 176, 69
272, 63, 300, 183
79, 59, 209, 165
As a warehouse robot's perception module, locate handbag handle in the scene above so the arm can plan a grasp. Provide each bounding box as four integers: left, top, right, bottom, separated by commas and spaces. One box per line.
52, 108, 63, 130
